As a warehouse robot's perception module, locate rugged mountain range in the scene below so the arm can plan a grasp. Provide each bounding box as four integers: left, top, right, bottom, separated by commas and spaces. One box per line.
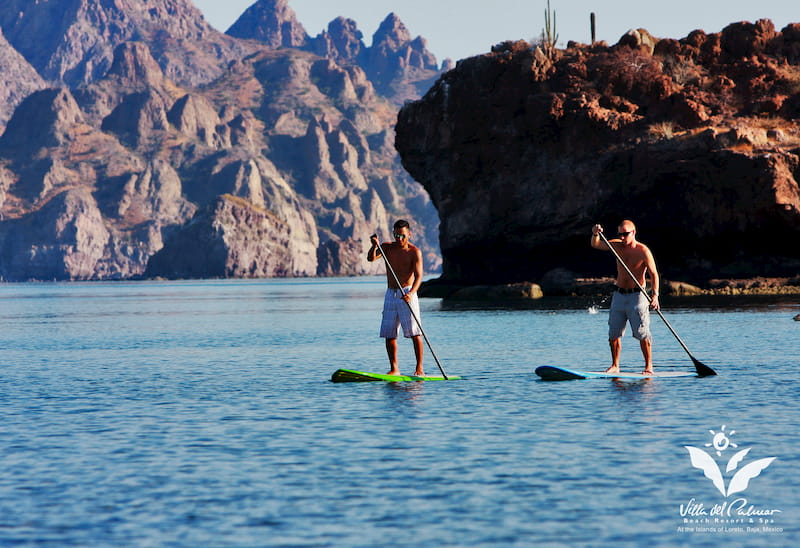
397, 20, 800, 287
0, 0, 444, 280
226, 0, 448, 102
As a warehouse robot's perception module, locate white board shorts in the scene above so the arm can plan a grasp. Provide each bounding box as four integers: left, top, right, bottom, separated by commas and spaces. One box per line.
380, 287, 422, 339
608, 291, 652, 341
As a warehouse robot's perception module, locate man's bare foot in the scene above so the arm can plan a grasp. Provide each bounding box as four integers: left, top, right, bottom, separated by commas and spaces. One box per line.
642, 369, 654, 375
604, 365, 620, 373
387, 368, 400, 376
414, 370, 425, 377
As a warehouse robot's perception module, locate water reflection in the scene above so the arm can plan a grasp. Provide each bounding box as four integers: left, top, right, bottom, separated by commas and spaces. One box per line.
610, 377, 657, 396
383, 380, 426, 404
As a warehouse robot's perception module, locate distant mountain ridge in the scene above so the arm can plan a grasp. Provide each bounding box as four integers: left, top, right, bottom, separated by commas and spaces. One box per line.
0, 0, 253, 86
227, 0, 447, 103
0, 0, 444, 281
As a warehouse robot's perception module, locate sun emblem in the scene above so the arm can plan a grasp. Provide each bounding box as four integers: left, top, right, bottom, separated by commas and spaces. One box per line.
686, 425, 776, 497
705, 425, 738, 457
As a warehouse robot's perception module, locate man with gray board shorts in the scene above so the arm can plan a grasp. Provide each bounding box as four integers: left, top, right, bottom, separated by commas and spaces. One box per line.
591, 220, 660, 375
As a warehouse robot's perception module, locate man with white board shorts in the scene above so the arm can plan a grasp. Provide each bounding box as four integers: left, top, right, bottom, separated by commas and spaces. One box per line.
367, 220, 425, 376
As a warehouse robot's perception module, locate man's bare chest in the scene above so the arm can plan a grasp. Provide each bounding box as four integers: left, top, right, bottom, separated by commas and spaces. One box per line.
618, 249, 646, 269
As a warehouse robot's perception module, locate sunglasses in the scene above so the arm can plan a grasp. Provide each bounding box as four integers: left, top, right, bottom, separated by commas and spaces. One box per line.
617, 231, 633, 237
393, 233, 408, 239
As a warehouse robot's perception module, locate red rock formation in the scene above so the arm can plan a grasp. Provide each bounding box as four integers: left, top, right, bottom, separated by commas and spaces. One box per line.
397, 20, 800, 284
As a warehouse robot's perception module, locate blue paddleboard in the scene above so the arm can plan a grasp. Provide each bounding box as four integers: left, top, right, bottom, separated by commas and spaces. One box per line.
535, 365, 697, 381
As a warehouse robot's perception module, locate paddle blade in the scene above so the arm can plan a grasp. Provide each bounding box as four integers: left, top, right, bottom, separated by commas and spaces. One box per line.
692, 356, 717, 377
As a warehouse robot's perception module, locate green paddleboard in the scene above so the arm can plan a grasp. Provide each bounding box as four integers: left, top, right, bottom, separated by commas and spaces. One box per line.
331, 368, 461, 383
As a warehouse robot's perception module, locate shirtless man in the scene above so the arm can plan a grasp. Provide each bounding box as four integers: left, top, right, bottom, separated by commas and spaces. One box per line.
591, 220, 660, 375
367, 220, 425, 376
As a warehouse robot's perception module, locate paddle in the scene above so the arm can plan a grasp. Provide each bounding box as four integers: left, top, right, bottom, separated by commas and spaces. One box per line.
597, 230, 717, 377
373, 235, 450, 379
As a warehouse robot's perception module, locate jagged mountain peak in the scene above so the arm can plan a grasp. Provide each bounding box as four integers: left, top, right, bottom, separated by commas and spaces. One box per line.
0, 26, 47, 131
311, 17, 365, 66
226, 5, 441, 105
1, 88, 85, 150
226, 0, 308, 48
0, 0, 253, 86
370, 12, 438, 71
372, 13, 413, 49
105, 41, 164, 88
328, 16, 363, 41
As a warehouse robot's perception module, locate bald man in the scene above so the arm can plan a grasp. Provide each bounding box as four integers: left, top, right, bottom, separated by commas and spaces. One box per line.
591, 220, 660, 375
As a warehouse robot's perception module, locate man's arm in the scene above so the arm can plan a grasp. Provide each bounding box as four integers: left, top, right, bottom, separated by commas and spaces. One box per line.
645, 246, 660, 309
406, 247, 424, 297
367, 234, 381, 262
590, 224, 612, 250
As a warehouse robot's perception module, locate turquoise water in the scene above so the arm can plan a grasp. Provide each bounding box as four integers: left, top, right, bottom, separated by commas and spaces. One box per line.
0, 278, 797, 547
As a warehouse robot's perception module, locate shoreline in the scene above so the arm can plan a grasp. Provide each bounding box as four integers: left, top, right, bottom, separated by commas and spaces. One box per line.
421, 276, 800, 301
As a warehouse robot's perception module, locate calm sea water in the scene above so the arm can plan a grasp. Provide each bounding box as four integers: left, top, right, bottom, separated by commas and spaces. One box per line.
0, 278, 797, 547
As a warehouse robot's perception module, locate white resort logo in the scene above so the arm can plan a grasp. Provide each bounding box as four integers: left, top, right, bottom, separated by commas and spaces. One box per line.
677, 425, 782, 537
685, 425, 775, 497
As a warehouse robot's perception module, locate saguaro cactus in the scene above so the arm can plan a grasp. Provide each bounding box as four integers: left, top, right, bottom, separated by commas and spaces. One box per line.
541, 0, 559, 58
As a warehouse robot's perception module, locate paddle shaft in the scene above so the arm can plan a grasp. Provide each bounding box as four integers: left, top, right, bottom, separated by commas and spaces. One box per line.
374, 238, 449, 379
597, 230, 716, 376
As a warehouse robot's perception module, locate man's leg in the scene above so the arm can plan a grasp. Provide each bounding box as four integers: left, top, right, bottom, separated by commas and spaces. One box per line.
411, 335, 424, 376
385, 338, 399, 375
605, 338, 622, 373
606, 293, 626, 373
640, 338, 653, 375
630, 293, 653, 375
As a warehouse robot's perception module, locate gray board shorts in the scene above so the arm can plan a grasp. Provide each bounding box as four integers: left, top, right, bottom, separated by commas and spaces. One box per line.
608, 291, 652, 341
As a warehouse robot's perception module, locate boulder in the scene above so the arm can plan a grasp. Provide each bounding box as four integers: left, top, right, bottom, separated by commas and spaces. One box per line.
662, 280, 703, 296
446, 282, 543, 301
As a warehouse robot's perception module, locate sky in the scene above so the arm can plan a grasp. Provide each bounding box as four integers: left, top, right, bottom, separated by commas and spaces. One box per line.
193, 0, 800, 64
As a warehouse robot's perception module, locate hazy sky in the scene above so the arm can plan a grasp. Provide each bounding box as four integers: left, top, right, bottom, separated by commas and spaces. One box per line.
193, 0, 799, 63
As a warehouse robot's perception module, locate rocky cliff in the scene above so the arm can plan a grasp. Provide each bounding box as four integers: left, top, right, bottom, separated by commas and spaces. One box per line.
396, 20, 800, 286
0, 0, 443, 281
0, 0, 253, 87
0, 27, 47, 132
